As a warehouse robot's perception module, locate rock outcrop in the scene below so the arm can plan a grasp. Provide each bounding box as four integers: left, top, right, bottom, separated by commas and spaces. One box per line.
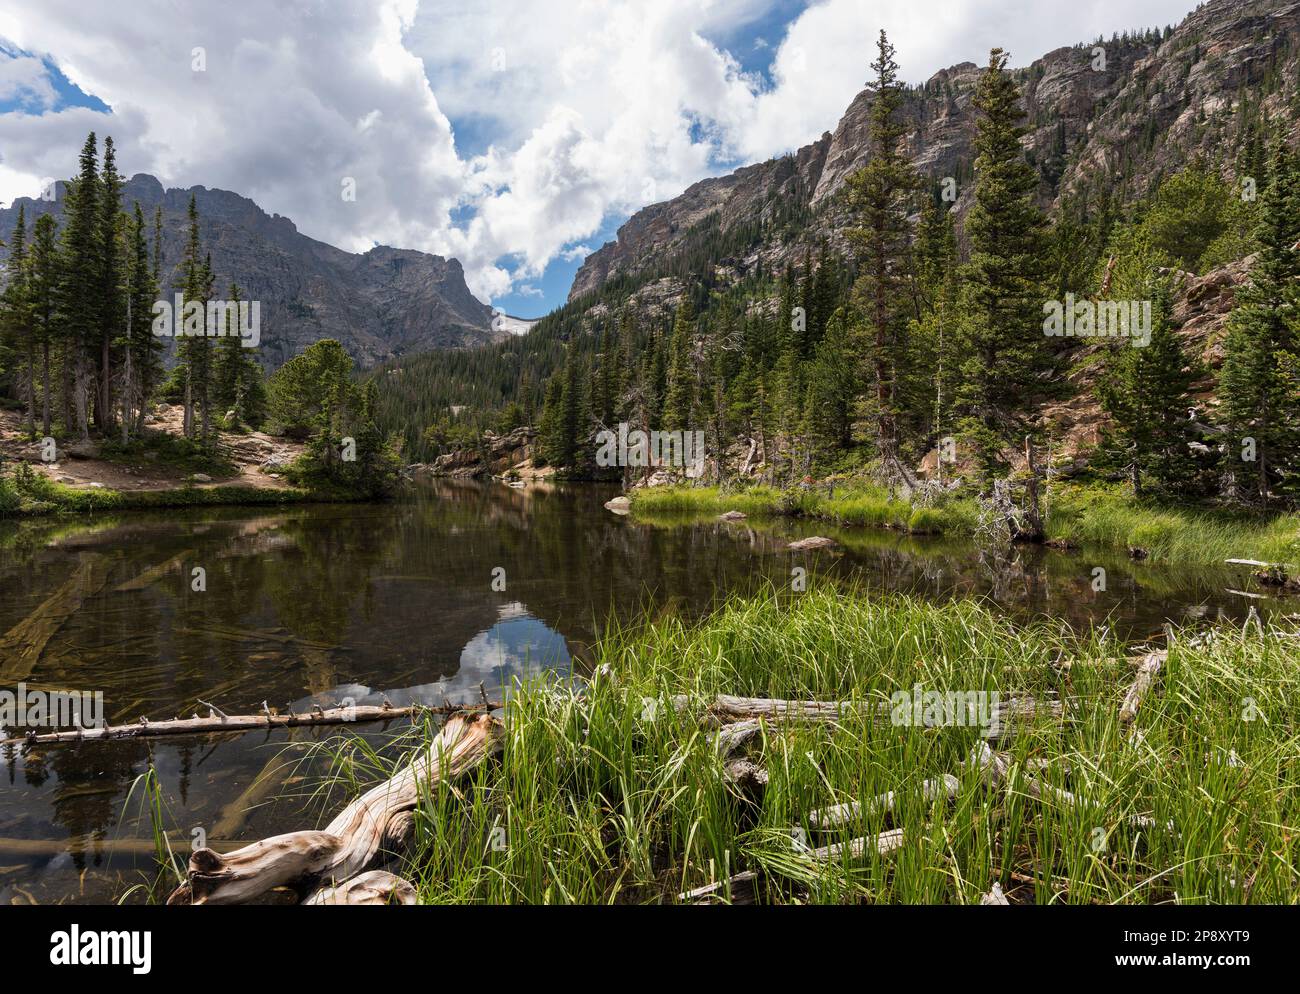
425, 427, 539, 478
568, 1, 1300, 307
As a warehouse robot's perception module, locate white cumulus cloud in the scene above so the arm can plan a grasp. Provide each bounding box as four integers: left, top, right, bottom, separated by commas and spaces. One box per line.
1, 0, 1198, 305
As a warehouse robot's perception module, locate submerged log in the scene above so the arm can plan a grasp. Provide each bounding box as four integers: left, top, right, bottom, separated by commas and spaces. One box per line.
0, 555, 110, 682
168, 712, 503, 905
114, 549, 195, 592
0, 835, 244, 859
2, 700, 501, 749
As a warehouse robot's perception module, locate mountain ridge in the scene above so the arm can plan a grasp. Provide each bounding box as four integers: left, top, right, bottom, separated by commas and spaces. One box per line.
0, 172, 504, 369
569, 0, 1300, 305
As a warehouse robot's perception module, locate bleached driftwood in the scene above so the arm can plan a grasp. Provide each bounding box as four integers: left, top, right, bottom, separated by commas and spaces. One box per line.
3, 700, 501, 749
303, 870, 418, 906
168, 712, 503, 905
808, 774, 961, 830
707, 693, 1063, 741
679, 870, 758, 904
810, 827, 906, 863
1119, 650, 1166, 724
980, 882, 1010, 905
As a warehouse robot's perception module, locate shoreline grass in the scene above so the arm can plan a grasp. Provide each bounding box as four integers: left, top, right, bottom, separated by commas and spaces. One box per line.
0, 464, 378, 518
629, 482, 1300, 567
309, 587, 1299, 905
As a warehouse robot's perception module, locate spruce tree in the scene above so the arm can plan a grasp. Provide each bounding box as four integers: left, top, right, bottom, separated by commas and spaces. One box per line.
955, 48, 1050, 481
846, 29, 920, 486
1097, 285, 1201, 495
96, 136, 124, 431
1, 205, 34, 438
1219, 140, 1300, 501
28, 214, 59, 437
662, 297, 696, 431
58, 133, 101, 441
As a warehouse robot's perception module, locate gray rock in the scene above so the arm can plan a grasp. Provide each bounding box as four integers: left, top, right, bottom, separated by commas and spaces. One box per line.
787, 536, 838, 552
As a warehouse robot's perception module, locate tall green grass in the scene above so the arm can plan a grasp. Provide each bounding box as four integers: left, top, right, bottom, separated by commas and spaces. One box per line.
1045, 485, 1300, 566
631, 484, 976, 536
310, 587, 1299, 904
629, 481, 1300, 567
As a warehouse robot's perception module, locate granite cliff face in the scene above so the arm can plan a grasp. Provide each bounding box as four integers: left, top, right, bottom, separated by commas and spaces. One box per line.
570, 0, 1300, 305
0, 174, 502, 369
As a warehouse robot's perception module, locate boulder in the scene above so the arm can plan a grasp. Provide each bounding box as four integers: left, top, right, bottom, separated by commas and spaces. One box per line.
787, 536, 838, 551
65, 441, 99, 460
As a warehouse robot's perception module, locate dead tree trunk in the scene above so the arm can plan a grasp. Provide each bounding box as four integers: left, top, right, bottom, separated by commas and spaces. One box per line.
167, 712, 503, 905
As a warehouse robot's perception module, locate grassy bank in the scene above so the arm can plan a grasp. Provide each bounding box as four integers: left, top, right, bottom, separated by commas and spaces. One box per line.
312, 587, 1298, 904
1, 467, 320, 518
629, 482, 1300, 567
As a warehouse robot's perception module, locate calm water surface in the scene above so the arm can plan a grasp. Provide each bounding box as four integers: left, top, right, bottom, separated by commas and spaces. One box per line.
0, 479, 1293, 903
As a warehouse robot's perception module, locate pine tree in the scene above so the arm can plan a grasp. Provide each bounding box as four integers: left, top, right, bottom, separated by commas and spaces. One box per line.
1098, 285, 1201, 495
846, 29, 920, 486
28, 214, 59, 438
125, 203, 162, 434
1, 205, 35, 438
1219, 140, 1300, 501
662, 297, 696, 431
214, 282, 265, 428
96, 136, 124, 431
955, 48, 1050, 481
58, 133, 101, 441
178, 194, 205, 439
557, 344, 588, 468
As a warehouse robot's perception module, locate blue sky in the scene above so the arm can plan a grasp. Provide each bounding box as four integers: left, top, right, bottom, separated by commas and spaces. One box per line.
1, 0, 1198, 318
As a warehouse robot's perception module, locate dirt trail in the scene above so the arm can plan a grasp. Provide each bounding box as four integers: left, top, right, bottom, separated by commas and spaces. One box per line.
0, 404, 305, 493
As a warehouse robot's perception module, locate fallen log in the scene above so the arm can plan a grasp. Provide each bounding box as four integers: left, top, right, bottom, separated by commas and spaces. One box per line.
808, 774, 960, 830
114, 549, 195, 592
0, 555, 110, 682
708, 693, 1063, 741
303, 870, 418, 906
679, 870, 758, 904
2, 699, 502, 749
0, 835, 245, 859
810, 827, 906, 863
1119, 651, 1166, 725
212, 747, 304, 839
168, 711, 503, 905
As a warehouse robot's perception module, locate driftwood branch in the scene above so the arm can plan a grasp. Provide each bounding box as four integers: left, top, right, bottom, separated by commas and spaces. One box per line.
808, 774, 961, 830
706, 693, 1063, 742
1119, 651, 1166, 725
3, 700, 502, 749
810, 827, 906, 863
303, 870, 418, 905
980, 882, 1010, 905
679, 870, 758, 904
167, 712, 503, 905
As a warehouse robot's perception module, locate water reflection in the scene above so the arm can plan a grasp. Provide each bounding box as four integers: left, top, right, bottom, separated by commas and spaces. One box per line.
0, 478, 1295, 904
